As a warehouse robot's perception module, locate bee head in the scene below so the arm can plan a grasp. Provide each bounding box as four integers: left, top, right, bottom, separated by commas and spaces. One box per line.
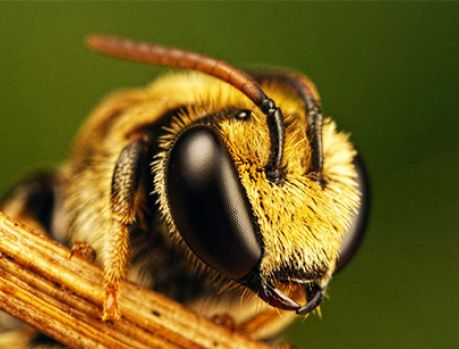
88, 35, 369, 315
161, 90, 369, 315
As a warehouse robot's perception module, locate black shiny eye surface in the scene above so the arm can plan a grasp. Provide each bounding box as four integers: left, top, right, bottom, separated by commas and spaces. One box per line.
166, 125, 262, 280
335, 155, 370, 273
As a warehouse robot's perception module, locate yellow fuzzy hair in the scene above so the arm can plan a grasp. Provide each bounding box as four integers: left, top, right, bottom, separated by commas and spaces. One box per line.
151, 72, 360, 286
55, 71, 361, 337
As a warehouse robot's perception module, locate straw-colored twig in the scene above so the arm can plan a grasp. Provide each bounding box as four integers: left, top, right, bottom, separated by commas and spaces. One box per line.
0, 212, 272, 349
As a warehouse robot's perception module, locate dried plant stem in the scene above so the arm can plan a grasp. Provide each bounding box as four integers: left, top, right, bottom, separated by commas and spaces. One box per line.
0, 212, 272, 349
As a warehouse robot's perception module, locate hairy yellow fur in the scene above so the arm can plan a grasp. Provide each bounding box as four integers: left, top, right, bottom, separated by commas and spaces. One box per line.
151, 73, 360, 284
57, 72, 359, 338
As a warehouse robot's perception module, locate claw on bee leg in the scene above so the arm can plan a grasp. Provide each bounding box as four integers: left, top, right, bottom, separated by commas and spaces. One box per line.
102, 222, 130, 322
69, 241, 96, 262
211, 313, 237, 332
102, 281, 121, 322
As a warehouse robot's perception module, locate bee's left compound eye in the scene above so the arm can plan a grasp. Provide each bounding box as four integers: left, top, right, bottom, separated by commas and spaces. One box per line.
165, 125, 262, 280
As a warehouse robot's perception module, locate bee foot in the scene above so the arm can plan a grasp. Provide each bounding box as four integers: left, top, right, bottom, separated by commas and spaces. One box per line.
102, 285, 121, 322
69, 241, 96, 262
211, 313, 237, 332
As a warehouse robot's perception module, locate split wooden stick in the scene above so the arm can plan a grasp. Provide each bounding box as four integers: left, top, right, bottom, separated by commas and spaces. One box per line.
0, 212, 272, 349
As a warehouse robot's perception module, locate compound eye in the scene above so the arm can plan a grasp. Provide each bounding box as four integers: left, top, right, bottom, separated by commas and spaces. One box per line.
335, 155, 370, 273
166, 125, 262, 280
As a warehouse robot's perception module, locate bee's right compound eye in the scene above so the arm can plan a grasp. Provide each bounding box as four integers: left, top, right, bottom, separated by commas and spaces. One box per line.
335, 155, 370, 273
165, 125, 262, 281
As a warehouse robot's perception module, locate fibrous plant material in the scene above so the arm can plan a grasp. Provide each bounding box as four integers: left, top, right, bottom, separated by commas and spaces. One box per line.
0, 212, 272, 349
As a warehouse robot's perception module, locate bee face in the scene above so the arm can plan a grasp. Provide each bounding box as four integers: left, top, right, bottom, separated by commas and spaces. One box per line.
153, 79, 368, 313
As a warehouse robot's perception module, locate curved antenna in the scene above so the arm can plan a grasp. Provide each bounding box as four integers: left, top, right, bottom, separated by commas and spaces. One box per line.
251, 69, 324, 186
87, 34, 285, 183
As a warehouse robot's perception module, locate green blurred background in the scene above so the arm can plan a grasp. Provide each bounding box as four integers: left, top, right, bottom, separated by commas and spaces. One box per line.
1, 2, 458, 348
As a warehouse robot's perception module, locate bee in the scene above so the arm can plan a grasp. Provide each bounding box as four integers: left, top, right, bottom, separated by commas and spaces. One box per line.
0, 35, 369, 347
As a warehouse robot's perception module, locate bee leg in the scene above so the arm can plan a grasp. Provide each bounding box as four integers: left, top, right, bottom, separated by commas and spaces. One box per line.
0, 171, 57, 235
251, 71, 325, 185
211, 313, 237, 332
69, 241, 96, 262
103, 140, 147, 322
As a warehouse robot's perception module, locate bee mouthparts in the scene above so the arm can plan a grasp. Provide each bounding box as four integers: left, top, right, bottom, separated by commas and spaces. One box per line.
261, 282, 301, 311
243, 275, 324, 315
296, 283, 324, 315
